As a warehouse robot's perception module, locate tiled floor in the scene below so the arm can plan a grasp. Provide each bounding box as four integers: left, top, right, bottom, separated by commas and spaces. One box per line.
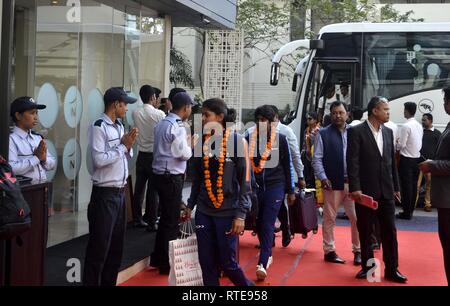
47, 210, 89, 248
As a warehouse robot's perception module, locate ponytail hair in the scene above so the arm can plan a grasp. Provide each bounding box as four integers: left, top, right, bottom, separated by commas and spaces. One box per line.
225, 107, 237, 123
202, 98, 236, 125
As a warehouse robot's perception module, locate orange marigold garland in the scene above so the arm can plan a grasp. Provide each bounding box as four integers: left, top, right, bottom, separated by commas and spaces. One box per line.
249, 127, 277, 174
203, 129, 232, 209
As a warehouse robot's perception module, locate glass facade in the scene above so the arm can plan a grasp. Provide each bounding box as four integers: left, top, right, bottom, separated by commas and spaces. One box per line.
11, 0, 168, 246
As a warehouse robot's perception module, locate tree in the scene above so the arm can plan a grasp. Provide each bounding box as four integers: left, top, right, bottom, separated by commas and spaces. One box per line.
170, 47, 195, 89
237, 0, 294, 74
172, 27, 207, 98
379, 4, 424, 23
291, 0, 424, 39
237, 0, 423, 78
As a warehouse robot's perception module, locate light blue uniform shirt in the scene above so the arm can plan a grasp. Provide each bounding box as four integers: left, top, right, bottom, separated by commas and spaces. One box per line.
9, 126, 56, 184
152, 113, 192, 175
88, 113, 133, 188
277, 122, 304, 178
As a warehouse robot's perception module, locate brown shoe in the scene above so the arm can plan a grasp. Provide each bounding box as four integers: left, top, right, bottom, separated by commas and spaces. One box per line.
424, 206, 432, 212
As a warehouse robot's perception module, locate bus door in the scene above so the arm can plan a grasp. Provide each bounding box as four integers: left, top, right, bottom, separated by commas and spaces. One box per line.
299, 58, 359, 143
303, 58, 359, 121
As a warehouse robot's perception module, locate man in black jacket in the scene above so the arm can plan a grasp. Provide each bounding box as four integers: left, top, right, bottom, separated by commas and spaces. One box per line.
419, 87, 450, 284
416, 113, 441, 212
347, 96, 407, 283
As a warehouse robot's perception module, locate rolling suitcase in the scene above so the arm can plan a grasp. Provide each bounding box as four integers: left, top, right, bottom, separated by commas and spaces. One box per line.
289, 190, 318, 239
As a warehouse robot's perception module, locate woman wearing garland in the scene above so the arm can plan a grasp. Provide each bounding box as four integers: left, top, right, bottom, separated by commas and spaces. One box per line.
246, 105, 296, 281
185, 98, 254, 286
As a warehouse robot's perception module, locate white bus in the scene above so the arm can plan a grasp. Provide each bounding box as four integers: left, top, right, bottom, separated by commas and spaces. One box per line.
271, 22, 450, 142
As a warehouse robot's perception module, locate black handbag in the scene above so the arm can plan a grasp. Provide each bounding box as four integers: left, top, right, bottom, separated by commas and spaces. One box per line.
0, 156, 32, 240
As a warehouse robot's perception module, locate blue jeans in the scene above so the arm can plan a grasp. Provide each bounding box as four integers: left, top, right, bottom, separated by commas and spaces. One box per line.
195, 210, 253, 286
256, 185, 285, 268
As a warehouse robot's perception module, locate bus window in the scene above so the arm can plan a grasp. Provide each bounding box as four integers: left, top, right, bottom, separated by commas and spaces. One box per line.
363, 33, 450, 107
303, 61, 354, 125
303, 63, 323, 118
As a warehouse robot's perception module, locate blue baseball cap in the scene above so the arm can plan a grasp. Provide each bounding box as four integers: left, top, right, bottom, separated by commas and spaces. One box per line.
171, 92, 194, 108
104, 87, 137, 104
10, 96, 46, 117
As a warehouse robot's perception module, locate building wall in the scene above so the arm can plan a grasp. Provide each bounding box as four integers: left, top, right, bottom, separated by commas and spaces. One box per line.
176, 0, 237, 29
173, 27, 205, 89
376, 3, 450, 22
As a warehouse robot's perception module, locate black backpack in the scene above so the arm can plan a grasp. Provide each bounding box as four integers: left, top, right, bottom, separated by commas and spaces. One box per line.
0, 156, 32, 240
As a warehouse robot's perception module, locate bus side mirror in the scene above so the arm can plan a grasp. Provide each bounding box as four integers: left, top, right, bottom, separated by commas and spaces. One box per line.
310, 39, 324, 50
270, 63, 280, 86
292, 74, 299, 92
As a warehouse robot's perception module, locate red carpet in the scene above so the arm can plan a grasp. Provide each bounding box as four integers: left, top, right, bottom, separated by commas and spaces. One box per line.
121, 226, 447, 286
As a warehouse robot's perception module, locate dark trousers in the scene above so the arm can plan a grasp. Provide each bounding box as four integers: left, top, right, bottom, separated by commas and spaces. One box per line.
132, 152, 158, 224
399, 155, 420, 218
355, 198, 399, 274
151, 174, 184, 272
302, 152, 315, 188
256, 185, 285, 268
83, 186, 126, 286
371, 219, 381, 246
195, 210, 253, 286
278, 200, 290, 234
438, 208, 450, 285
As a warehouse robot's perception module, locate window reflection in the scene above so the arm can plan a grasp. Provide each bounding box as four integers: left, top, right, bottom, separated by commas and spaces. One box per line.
363, 33, 450, 107
12, 0, 167, 245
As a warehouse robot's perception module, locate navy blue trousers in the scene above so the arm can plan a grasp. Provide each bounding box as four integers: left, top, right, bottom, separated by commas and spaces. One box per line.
132, 152, 158, 225
195, 210, 253, 286
83, 186, 126, 286
151, 174, 184, 272
256, 185, 285, 268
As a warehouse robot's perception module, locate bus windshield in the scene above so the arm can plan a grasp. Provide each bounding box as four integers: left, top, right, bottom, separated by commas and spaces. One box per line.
363, 32, 450, 108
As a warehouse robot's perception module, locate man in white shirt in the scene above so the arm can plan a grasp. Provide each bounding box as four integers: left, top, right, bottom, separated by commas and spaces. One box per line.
340, 82, 351, 106
396, 102, 423, 220
384, 121, 398, 146
350, 108, 363, 127
132, 85, 166, 230
318, 86, 337, 123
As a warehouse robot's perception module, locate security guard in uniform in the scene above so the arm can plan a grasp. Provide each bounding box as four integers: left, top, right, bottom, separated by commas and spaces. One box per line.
83, 87, 138, 286
9, 97, 56, 184
150, 91, 195, 274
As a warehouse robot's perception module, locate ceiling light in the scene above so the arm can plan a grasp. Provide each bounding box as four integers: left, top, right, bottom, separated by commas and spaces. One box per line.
202, 15, 211, 24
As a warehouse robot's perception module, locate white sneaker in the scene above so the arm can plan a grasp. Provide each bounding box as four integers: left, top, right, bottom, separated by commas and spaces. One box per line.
267, 256, 273, 269
256, 257, 273, 281
256, 265, 267, 281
